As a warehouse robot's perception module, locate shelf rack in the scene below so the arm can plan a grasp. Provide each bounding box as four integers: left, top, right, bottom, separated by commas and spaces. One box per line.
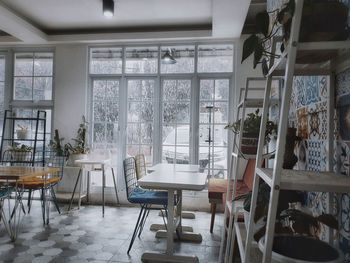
219, 77, 280, 262
0, 110, 47, 167
220, 0, 350, 262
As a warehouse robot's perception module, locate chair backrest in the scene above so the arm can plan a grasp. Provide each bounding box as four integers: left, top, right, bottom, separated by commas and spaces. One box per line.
123, 157, 137, 199
135, 154, 147, 179
43, 151, 66, 180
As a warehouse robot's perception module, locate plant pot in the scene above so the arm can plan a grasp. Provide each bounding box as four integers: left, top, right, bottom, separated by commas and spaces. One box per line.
258, 235, 342, 262
241, 133, 259, 154
67, 153, 87, 167
16, 130, 30, 140
11, 151, 32, 162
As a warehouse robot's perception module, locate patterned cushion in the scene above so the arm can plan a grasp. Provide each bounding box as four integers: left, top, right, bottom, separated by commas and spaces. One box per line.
128, 187, 168, 206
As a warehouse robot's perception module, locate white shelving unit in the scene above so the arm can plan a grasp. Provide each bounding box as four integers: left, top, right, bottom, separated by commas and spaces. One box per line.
219, 77, 279, 262
220, 0, 350, 262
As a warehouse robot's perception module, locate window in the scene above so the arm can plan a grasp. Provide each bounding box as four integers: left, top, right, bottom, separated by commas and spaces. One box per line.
90, 48, 122, 74
89, 43, 234, 181
197, 44, 233, 73
0, 55, 5, 138
125, 47, 158, 74
199, 79, 229, 178
160, 46, 195, 74
162, 79, 191, 164
14, 52, 53, 100
127, 79, 155, 165
12, 51, 54, 144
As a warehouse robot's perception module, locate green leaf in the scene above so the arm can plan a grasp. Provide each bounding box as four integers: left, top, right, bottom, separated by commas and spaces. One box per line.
262, 58, 269, 76
255, 11, 270, 37
316, 214, 339, 230
242, 34, 258, 63
253, 41, 263, 68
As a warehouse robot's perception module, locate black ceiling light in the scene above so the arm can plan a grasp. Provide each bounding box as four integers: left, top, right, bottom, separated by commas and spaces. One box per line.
103, 0, 114, 18
161, 48, 176, 64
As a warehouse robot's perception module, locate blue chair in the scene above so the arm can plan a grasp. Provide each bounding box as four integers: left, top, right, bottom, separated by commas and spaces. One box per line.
123, 157, 168, 254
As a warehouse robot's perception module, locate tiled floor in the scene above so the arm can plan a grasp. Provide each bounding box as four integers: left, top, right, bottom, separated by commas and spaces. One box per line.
0, 202, 224, 262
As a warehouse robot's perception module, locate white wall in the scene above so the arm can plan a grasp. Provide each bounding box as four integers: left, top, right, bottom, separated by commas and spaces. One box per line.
54, 44, 88, 141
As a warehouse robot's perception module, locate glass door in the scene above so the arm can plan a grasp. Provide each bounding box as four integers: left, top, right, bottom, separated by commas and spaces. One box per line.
161, 78, 192, 164
91, 78, 120, 186
126, 79, 156, 166
199, 79, 230, 178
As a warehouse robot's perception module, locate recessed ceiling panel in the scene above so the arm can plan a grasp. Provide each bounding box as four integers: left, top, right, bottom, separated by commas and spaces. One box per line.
1, 0, 212, 33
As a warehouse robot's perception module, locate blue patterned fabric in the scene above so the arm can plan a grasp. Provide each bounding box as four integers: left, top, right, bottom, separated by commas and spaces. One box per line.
128, 187, 168, 206
0, 187, 13, 199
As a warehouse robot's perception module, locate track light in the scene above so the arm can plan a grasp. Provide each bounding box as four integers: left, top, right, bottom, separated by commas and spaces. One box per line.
162, 49, 176, 64
103, 0, 114, 18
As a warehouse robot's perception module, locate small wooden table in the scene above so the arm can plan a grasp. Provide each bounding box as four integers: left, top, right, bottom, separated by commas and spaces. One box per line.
138, 166, 207, 263
0, 166, 60, 240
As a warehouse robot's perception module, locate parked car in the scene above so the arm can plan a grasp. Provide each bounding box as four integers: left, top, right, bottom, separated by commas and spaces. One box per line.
162, 125, 227, 178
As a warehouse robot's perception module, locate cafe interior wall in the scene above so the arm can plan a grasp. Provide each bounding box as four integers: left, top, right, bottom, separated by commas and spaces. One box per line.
266, 0, 350, 260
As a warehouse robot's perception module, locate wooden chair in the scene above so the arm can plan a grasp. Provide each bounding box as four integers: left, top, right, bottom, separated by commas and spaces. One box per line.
208, 159, 256, 233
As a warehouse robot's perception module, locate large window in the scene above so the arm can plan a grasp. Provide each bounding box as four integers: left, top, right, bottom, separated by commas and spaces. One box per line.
12, 51, 54, 144
89, 44, 234, 180
0, 55, 5, 138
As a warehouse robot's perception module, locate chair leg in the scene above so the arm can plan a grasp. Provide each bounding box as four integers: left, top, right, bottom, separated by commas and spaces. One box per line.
40, 188, 46, 225
127, 206, 145, 254
160, 208, 167, 230
210, 203, 217, 233
111, 167, 119, 204
68, 169, 81, 211
138, 207, 150, 238
27, 190, 32, 213
50, 186, 61, 214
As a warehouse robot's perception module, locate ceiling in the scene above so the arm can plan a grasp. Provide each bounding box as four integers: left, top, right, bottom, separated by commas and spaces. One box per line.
0, 0, 260, 45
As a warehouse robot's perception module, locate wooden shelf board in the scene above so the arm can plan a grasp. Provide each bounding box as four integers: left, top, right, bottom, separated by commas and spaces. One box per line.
268, 41, 350, 77
256, 167, 350, 193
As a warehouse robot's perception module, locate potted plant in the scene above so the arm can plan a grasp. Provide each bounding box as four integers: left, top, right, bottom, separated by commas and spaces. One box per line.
225, 109, 277, 154
16, 124, 30, 140
65, 116, 89, 166
5, 144, 33, 162
49, 129, 68, 165
242, 0, 349, 75
234, 183, 341, 262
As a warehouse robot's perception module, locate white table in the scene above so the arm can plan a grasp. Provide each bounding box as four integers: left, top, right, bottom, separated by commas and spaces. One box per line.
68, 158, 119, 216
138, 165, 207, 263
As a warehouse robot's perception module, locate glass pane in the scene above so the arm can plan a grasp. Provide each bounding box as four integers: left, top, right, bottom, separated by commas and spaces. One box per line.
127, 145, 140, 158
176, 103, 190, 123
140, 145, 153, 166
162, 145, 175, 163
141, 80, 154, 100
106, 101, 119, 122
199, 146, 227, 172
163, 102, 177, 123
106, 81, 119, 98
14, 77, 32, 100
90, 48, 122, 74
34, 53, 53, 76
93, 80, 106, 100
177, 80, 191, 100
161, 46, 195, 73
215, 79, 229, 100
128, 102, 140, 122
128, 81, 141, 100
197, 44, 233, 73
200, 80, 214, 100
214, 102, 228, 124
140, 102, 153, 121
199, 124, 209, 146
15, 53, 33, 76
93, 101, 106, 121
163, 125, 175, 145
0, 56, 5, 81
33, 77, 52, 100
93, 123, 105, 143
140, 123, 153, 144
125, 47, 158, 74
163, 80, 177, 100
127, 123, 140, 144
176, 125, 189, 145
106, 123, 118, 143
